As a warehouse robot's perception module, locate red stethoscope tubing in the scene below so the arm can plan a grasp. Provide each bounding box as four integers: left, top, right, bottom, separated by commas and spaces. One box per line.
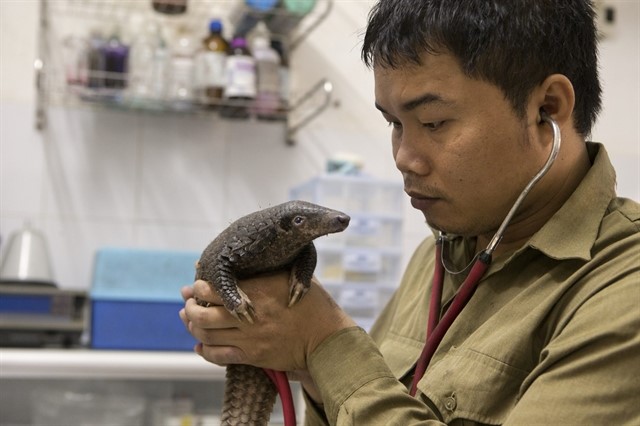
409, 238, 492, 396
263, 368, 297, 426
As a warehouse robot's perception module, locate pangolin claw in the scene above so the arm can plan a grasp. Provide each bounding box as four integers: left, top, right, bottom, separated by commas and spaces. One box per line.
231, 300, 255, 324
232, 287, 255, 323
288, 281, 308, 307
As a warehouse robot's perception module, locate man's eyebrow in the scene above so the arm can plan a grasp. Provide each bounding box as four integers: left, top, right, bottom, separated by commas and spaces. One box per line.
375, 93, 452, 114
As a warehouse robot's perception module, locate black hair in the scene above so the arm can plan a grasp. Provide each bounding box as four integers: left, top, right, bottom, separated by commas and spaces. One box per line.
361, 0, 602, 136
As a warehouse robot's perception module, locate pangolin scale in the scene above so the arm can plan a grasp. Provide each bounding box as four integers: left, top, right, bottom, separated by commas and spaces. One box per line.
195, 200, 350, 425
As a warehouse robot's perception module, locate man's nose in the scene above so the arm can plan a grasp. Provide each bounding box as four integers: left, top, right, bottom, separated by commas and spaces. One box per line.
393, 133, 430, 176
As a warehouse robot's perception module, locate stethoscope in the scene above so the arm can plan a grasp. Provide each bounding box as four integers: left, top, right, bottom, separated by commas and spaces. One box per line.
409, 112, 562, 396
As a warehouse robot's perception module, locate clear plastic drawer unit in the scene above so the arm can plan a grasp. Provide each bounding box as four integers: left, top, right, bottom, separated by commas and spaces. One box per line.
290, 173, 404, 330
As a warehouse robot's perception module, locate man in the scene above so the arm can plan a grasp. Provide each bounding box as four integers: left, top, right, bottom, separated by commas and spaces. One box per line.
181, 0, 640, 424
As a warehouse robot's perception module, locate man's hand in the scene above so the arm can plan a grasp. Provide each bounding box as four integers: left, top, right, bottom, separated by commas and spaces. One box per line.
179, 271, 356, 373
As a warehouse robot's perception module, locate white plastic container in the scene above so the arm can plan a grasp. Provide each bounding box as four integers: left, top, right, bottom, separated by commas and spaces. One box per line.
32, 390, 145, 426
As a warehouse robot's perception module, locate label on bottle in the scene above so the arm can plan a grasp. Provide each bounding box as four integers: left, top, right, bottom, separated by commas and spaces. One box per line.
224, 56, 256, 98
256, 60, 279, 94
196, 51, 226, 89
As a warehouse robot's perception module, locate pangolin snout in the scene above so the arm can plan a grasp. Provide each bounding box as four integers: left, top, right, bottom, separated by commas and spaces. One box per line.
334, 213, 350, 230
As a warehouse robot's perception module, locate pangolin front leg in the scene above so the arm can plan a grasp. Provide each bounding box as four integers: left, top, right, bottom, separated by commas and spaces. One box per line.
195, 259, 255, 323
288, 242, 317, 307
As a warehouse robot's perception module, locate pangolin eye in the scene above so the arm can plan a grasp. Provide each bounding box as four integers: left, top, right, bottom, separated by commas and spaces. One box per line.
293, 216, 305, 225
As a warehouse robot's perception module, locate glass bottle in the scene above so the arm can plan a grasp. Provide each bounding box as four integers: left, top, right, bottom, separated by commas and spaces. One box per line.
195, 19, 229, 109
102, 29, 129, 91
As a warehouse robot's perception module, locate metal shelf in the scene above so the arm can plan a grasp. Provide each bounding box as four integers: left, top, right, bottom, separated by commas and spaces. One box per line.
0, 348, 224, 381
35, 0, 334, 144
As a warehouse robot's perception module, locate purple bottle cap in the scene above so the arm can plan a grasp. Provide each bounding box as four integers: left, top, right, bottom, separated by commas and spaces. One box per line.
231, 37, 247, 49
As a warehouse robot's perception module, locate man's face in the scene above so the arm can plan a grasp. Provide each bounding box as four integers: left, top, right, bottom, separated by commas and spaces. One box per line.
374, 52, 547, 238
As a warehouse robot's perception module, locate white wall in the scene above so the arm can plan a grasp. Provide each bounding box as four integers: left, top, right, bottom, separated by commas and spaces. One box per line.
1, 0, 638, 291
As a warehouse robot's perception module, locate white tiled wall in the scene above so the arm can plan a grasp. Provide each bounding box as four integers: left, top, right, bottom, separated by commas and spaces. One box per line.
1, 1, 638, 291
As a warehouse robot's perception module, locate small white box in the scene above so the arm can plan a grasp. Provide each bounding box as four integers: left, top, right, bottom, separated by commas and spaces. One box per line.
343, 248, 402, 284
344, 215, 403, 248
315, 249, 344, 282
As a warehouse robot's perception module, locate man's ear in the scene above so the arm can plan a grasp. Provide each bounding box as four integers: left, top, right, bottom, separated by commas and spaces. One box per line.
528, 73, 575, 130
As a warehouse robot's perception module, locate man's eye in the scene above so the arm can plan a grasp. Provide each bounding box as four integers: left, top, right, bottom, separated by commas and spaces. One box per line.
424, 121, 445, 131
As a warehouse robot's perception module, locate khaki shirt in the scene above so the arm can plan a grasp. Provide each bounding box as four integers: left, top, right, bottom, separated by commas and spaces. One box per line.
304, 143, 640, 425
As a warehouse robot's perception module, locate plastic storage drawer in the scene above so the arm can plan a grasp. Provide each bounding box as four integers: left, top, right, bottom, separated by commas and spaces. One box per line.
315, 247, 403, 285
90, 247, 200, 351
290, 174, 404, 217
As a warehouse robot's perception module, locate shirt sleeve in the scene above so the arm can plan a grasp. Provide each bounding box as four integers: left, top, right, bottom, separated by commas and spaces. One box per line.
302, 390, 329, 426
306, 326, 444, 425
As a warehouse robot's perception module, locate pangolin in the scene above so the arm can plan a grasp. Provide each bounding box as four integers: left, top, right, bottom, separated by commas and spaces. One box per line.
194, 200, 350, 425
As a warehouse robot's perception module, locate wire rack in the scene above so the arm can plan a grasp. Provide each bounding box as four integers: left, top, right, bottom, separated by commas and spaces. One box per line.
35, 0, 334, 144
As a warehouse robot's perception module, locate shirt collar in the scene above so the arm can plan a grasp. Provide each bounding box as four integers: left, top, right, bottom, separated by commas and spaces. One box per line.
528, 142, 616, 261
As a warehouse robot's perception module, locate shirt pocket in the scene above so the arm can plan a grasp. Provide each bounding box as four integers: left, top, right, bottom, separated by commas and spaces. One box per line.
418, 347, 529, 425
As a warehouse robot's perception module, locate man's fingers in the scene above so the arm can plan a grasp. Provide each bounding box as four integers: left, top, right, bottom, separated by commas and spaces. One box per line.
179, 307, 189, 328
193, 279, 224, 306
180, 285, 194, 302
184, 298, 238, 329
195, 342, 246, 366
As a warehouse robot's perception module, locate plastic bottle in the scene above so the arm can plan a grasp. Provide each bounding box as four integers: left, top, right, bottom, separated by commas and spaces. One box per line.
62, 35, 89, 88
168, 25, 196, 110
250, 27, 280, 120
220, 37, 256, 119
149, 36, 169, 103
128, 20, 169, 107
127, 19, 159, 103
195, 19, 229, 109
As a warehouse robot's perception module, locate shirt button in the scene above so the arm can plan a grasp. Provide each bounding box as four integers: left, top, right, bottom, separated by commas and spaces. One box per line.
444, 395, 457, 411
